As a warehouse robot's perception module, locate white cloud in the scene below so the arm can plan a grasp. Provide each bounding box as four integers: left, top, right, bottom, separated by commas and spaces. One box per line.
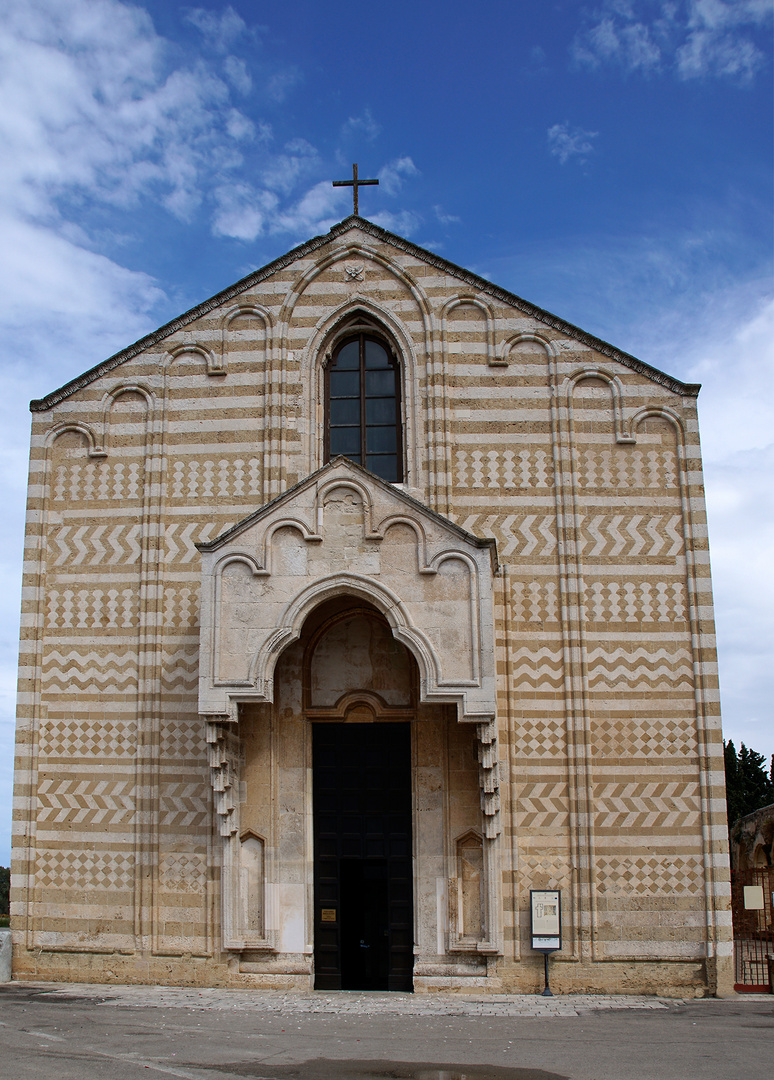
378, 157, 419, 196
225, 108, 255, 141
0, 0, 258, 225
266, 68, 302, 103
369, 210, 422, 236
211, 170, 366, 246
224, 55, 252, 94
284, 138, 317, 156
687, 295, 774, 462
572, 0, 772, 81
212, 183, 277, 241
434, 205, 461, 226
547, 122, 599, 164
574, 14, 662, 72
341, 109, 381, 142
0, 215, 163, 353
261, 146, 320, 195
272, 180, 351, 236
184, 5, 249, 53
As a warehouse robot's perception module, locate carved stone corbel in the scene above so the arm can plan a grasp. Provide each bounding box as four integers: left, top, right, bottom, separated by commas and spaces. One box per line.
205, 717, 240, 838
477, 719, 500, 838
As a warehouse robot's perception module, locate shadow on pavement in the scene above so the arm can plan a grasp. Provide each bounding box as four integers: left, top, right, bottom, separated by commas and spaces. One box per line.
186, 1060, 569, 1080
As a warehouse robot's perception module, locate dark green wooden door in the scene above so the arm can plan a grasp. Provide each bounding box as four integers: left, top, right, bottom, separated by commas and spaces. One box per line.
313, 722, 413, 991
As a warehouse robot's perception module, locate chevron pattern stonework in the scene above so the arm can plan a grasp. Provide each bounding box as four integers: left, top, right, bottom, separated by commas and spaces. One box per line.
11, 217, 730, 996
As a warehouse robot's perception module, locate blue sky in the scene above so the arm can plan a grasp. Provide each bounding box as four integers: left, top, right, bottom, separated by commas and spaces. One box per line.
0, 0, 772, 864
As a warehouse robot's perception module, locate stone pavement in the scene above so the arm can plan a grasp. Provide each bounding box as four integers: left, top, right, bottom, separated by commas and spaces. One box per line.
0, 982, 771, 1080
33, 982, 674, 1016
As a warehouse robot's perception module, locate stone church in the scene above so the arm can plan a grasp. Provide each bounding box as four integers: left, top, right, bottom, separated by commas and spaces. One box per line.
11, 214, 732, 995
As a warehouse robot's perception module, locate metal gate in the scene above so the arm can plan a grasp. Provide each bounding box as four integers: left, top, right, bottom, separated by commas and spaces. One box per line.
731, 867, 774, 992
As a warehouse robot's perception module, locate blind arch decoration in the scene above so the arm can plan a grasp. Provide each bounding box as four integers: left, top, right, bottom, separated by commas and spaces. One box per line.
324, 326, 403, 483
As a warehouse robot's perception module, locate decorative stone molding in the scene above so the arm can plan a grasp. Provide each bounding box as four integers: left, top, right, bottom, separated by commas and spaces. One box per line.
198, 458, 501, 833
477, 719, 500, 838
198, 459, 498, 717
205, 718, 240, 838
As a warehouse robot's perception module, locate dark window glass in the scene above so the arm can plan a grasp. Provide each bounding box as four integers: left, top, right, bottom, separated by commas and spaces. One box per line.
366, 454, 398, 481
365, 398, 397, 425
330, 398, 360, 425
330, 370, 360, 397
330, 427, 362, 455
365, 340, 390, 368
366, 427, 397, 453
365, 370, 395, 397
336, 341, 360, 369
326, 332, 402, 482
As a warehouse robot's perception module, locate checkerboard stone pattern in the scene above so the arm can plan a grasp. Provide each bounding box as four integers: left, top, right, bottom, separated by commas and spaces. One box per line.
12, 218, 731, 995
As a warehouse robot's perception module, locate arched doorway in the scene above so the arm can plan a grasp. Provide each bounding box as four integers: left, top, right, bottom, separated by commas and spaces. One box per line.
302, 598, 415, 991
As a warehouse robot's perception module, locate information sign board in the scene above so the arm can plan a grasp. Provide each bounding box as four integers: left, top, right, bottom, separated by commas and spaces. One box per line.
530, 889, 561, 952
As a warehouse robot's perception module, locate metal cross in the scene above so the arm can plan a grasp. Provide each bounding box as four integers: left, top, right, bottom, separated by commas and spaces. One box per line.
332, 163, 379, 216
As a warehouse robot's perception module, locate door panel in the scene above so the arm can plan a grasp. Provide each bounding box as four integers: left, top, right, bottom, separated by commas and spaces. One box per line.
313, 722, 413, 991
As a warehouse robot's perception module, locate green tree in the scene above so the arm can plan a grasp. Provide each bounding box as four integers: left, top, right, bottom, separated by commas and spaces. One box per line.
724, 740, 774, 829
0, 867, 8, 916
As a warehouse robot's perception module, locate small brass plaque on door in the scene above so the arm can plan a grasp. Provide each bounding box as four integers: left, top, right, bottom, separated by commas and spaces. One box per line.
321, 908, 337, 922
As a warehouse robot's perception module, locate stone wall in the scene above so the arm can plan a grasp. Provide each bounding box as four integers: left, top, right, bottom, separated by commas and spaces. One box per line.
11, 218, 731, 994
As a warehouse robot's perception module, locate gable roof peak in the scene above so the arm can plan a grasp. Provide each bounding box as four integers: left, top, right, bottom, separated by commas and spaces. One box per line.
30, 217, 700, 412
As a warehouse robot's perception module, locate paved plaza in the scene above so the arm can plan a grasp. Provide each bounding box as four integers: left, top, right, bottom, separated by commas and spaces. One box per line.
0, 983, 771, 1079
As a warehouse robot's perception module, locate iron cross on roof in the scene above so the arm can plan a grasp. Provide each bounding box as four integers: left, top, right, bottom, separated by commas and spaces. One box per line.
332, 163, 379, 216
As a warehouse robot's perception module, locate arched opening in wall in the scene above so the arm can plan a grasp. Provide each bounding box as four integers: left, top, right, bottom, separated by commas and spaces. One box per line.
236, 590, 487, 986
323, 313, 403, 483
302, 597, 415, 991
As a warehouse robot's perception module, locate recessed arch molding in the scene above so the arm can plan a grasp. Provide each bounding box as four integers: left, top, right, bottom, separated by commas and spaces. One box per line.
198, 457, 501, 837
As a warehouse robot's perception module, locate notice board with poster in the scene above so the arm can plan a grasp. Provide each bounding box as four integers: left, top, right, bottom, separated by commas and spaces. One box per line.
530, 889, 561, 951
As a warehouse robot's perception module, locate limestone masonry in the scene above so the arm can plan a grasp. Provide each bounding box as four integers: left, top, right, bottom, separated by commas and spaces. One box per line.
11, 217, 732, 995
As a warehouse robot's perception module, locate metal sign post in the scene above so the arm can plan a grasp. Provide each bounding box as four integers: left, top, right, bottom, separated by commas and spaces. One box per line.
530, 889, 561, 997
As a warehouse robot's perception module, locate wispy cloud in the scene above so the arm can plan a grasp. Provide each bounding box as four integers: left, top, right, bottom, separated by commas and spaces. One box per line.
341, 109, 381, 141
266, 68, 302, 103
0, 0, 362, 264
573, 11, 663, 73
547, 122, 598, 164
212, 183, 277, 241
272, 180, 352, 236
572, 0, 772, 82
378, 157, 420, 196
224, 55, 252, 94
434, 205, 461, 226
184, 5, 252, 54
370, 210, 422, 236
0, 0, 256, 226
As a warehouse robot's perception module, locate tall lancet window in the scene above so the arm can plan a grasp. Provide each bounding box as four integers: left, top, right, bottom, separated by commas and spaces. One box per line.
325, 331, 403, 482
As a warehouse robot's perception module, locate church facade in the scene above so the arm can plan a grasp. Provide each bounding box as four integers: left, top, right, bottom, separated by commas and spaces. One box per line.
11, 216, 732, 995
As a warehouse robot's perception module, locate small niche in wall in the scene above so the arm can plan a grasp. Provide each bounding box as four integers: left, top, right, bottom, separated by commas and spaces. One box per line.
453, 831, 485, 946
239, 832, 265, 941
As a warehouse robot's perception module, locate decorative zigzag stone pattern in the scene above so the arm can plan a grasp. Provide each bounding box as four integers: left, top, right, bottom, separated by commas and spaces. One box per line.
11, 217, 730, 995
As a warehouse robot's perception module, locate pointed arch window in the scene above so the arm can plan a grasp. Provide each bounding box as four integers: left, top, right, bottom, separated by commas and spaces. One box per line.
325, 332, 403, 482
